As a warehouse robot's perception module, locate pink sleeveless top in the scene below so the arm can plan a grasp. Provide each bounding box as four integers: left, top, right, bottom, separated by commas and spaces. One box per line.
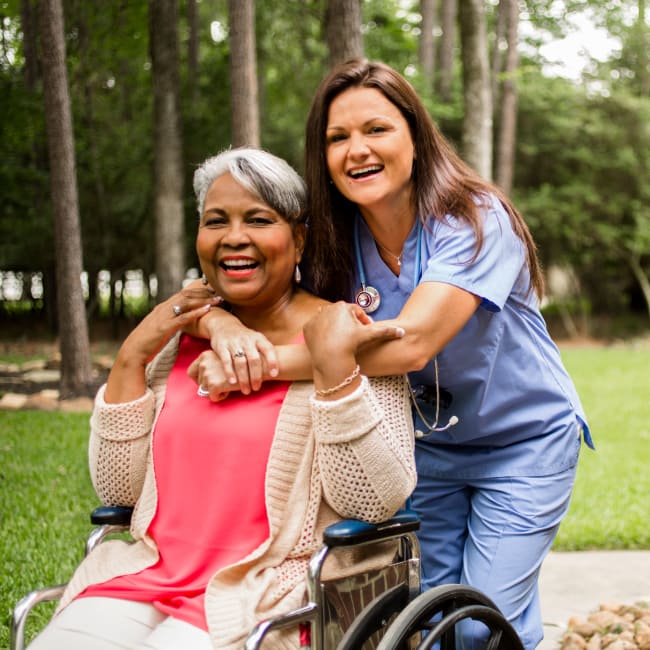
81, 335, 291, 631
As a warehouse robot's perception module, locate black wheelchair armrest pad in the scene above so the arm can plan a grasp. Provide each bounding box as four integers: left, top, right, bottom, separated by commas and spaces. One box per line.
323, 509, 420, 548
90, 505, 134, 526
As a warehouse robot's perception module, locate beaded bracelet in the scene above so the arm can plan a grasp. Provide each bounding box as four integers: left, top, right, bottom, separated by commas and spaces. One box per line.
314, 364, 361, 398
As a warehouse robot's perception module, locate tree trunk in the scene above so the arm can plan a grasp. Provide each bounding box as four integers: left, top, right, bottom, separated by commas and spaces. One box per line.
38, 0, 94, 398
326, 0, 363, 67
20, 0, 40, 89
187, 0, 199, 102
494, 0, 519, 193
490, 0, 507, 106
228, 0, 260, 147
436, 0, 456, 102
459, 0, 492, 178
628, 254, 650, 321
419, 0, 437, 95
149, 0, 185, 301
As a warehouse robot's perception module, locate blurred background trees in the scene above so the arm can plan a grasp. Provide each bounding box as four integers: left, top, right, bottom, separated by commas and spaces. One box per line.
1, 0, 649, 394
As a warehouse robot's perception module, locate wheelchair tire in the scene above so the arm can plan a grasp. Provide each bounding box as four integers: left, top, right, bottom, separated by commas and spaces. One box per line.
375, 584, 524, 650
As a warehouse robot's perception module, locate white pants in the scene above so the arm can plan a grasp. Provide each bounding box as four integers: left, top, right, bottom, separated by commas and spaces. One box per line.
27, 597, 214, 650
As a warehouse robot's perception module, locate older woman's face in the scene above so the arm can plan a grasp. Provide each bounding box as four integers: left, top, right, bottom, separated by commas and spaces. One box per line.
196, 173, 304, 308
325, 86, 415, 218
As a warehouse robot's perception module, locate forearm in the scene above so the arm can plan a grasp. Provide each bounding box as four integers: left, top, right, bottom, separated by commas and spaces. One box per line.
89, 385, 154, 505
314, 376, 416, 521
274, 344, 313, 381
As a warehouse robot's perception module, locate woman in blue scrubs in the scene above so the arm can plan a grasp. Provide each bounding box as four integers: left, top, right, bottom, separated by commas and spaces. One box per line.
191, 59, 592, 649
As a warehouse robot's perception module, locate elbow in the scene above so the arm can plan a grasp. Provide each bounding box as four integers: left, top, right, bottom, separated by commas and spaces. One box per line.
394, 334, 439, 373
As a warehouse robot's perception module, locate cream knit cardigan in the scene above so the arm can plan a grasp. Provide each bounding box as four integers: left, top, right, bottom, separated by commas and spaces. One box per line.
56, 334, 416, 649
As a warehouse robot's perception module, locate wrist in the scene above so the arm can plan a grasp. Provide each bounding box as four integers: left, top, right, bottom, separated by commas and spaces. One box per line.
314, 363, 361, 400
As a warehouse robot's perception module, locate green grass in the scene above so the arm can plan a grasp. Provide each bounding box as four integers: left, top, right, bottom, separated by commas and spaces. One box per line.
0, 344, 649, 646
0, 411, 96, 648
554, 344, 650, 550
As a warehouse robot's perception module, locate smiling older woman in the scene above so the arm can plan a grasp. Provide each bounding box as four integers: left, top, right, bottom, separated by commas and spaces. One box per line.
27, 147, 415, 650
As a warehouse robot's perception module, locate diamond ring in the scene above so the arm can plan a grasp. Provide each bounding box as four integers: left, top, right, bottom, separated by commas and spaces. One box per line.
197, 386, 210, 397
172, 304, 183, 317
233, 349, 246, 358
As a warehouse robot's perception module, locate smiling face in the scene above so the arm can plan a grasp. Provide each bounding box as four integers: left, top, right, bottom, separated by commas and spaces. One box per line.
325, 86, 416, 221
196, 173, 304, 310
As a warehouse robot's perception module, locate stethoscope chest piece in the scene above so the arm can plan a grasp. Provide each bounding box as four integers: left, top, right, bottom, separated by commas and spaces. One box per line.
355, 285, 381, 313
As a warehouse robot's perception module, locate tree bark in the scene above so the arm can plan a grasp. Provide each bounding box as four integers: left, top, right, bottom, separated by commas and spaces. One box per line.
38, 0, 94, 398
228, 0, 260, 147
187, 0, 199, 102
459, 0, 492, 178
326, 0, 363, 67
491, 0, 507, 107
20, 0, 40, 89
436, 0, 456, 101
419, 0, 437, 95
495, 0, 519, 193
149, 0, 185, 301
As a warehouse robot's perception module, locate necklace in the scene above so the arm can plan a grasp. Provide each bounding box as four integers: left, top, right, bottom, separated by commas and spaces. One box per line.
374, 239, 402, 266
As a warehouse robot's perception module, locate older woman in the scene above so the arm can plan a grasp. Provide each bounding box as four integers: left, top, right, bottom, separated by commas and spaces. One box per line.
27, 147, 415, 650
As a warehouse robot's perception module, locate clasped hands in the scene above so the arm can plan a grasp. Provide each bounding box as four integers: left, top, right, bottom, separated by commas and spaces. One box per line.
187, 302, 405, 401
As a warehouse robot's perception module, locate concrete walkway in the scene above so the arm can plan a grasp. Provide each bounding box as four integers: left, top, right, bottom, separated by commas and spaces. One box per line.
538, 550, 650, 648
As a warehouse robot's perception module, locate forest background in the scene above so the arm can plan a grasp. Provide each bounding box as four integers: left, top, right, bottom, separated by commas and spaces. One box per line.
1, 0, 649, 398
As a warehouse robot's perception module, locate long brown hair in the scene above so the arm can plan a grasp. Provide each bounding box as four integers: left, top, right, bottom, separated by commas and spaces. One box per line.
303, 58, 544, 302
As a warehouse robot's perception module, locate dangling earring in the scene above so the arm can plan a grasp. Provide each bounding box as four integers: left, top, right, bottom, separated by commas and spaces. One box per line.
294, 265, 302, 284
201, 274, 208, 285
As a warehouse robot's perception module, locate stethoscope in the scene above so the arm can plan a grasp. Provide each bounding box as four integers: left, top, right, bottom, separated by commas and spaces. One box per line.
353, 215, 459, 437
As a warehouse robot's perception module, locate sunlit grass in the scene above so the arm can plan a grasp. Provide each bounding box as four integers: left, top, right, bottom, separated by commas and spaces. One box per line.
554, 344, 650, 550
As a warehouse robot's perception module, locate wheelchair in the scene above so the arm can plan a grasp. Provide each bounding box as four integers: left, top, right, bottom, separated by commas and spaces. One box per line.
11, 505, 523, 650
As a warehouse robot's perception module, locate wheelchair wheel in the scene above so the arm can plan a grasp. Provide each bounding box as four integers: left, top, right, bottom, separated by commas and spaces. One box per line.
375, 584, 524, 650
337, 583, 410, 649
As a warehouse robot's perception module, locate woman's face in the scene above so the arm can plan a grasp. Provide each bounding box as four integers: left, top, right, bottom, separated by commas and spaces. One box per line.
196, 173, 304, 309
325, 86, 415, 218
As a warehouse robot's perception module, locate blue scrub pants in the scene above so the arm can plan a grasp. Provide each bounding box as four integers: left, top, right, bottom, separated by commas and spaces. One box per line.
411, 456, 578, 650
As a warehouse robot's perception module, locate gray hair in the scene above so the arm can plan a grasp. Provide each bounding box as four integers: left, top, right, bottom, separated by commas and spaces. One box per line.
193, 147, 307, 226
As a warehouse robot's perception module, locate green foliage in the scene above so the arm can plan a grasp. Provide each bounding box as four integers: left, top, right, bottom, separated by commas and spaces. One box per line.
0, 0, 648, 324
514, 68, 650, 314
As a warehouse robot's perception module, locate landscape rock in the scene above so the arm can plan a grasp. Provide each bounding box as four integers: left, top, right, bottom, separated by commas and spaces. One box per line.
561, 603, 650, 650
0, 392, 28, 410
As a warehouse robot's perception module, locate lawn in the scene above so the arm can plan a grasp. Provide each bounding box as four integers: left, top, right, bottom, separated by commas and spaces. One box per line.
1, 343, 649, 647
554, 344, 650, 549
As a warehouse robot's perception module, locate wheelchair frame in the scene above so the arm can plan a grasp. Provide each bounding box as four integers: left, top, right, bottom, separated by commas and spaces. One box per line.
11, 506, 523, 650
11, 507, 422, 650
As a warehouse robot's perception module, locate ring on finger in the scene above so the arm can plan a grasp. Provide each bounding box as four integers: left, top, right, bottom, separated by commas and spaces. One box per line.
233, 349, 246, 358
197, 386, 210, 398
172, 304, 183, 317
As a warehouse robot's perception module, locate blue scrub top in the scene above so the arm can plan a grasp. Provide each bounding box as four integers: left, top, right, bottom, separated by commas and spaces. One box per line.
353, 198, 593, 479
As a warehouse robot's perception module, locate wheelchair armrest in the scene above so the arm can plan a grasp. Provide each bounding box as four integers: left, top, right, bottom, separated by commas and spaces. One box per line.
90, 505, 134, 526
323, 509, 420, 548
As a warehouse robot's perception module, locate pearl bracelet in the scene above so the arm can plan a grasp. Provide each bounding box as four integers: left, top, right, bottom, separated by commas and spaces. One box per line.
314, 364, 361, 397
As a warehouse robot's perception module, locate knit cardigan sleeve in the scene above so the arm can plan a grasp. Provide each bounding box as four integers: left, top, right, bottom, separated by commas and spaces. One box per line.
310, 374, 416, 523
88, 336, 178, 507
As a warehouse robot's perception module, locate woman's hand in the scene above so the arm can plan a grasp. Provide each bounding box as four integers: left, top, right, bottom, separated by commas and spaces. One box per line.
193, 308, 279, 394
187, 350, 239, 401
304, 302, 404, 366
105, 287, 221, 403
303, 302, 404, 399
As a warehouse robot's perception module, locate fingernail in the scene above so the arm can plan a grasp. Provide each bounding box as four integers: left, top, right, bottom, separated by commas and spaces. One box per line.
203, 304, 212, 311
395, 327, 405, 337
270, 368, 279, 377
